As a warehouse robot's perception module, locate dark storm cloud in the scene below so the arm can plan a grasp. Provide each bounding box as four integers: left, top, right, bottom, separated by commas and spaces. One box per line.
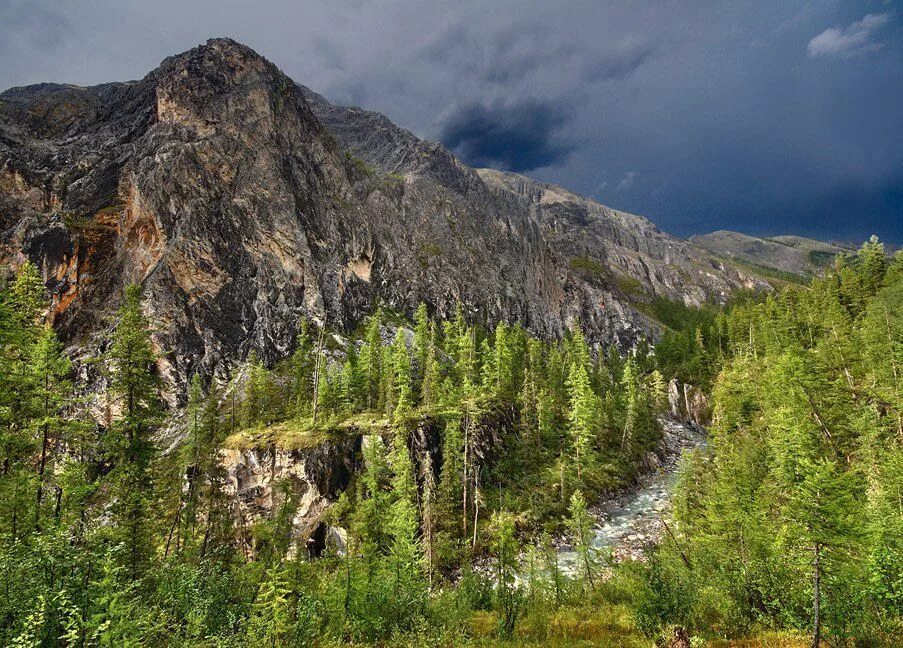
0, 1, 900, 243
440, 100, 574, 172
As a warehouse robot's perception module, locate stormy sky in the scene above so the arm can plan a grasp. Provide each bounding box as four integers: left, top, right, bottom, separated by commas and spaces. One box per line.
1, 1, 901, 243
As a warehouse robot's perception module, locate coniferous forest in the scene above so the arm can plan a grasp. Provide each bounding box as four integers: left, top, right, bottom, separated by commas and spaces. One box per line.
1, 239, 901, 646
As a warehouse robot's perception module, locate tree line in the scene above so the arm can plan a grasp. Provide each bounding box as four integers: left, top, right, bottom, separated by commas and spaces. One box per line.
6, 237, 896, 646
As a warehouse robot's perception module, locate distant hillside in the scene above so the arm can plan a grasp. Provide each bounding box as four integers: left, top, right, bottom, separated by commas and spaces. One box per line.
689, 230, 857, 282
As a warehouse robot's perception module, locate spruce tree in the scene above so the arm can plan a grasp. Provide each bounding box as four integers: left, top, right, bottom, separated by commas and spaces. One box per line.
359, 310, 383, 411
785, 458, 862, 648
567, 489, 599, 589
289, 320, 314, 417
490, 510, 521, 637
30, 324, 71, 528
412, 302, 430, 398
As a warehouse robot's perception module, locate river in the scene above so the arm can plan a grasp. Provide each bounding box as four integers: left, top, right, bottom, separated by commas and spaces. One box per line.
557, 419, 706, 572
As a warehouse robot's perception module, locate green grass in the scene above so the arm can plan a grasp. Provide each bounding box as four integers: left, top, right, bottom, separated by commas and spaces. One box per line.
224, 413, 389, 450
569, 256, 606, 277
417, 242, 444, 268
715, 255, 809, 286
344, 150, 374, 177
612, 273, 647, 298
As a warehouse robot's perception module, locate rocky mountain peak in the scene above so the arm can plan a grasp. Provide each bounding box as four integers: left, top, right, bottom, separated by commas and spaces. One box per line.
1, 38, 777, 399
153, 38, 314, 137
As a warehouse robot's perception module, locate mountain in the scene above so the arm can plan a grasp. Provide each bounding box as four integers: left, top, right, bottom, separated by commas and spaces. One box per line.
2, 38, 777, 394
689, 230, 857, 282
298, 85, 771, 306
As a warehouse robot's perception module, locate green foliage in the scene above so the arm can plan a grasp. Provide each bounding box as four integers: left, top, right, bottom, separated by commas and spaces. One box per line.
106, 284, 163, 579
639, 239, 903, 646
343, 150, 374, 177
22, 242, 900, 644
568, 255, 606, 277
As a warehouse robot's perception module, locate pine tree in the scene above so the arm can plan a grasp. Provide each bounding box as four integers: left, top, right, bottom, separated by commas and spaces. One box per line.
30, 324, 71, 528
289, 320, 314, 416
568, 323, 591, 372
387, 329, 411, 416
1, 262, 45, 491
457, 324, 478, 396
493, 322, 515, 400
249, 563, 292, 647
620, 357, 640, 453
436, 417, 464, 566
170, 373, 223, 556
241, 352, 281, 427
784, 458, 862, 648
479, 337, 497, 396
519, 339, 542, 446
359, 310, 383, 410
419, 329, 442, 410
340, 339, 364, 413
490, 511, 521, 637
387, 424, 424, 622
412, 302, 430, 399
315, 362, 341, 421
421, 451, 437, 589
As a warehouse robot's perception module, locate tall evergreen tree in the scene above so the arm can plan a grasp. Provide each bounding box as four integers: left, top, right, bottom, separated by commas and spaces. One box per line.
359, 310, 383, 411
107, 284, 162, 579
566, 361, 598, 484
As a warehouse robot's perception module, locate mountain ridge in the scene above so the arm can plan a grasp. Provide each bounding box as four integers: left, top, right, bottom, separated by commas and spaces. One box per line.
0, 37, 844, 395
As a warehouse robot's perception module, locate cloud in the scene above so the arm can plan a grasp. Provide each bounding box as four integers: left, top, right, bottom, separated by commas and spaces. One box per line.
807, 13, 890, 59
422, 21, 576, 86
0, 1, 900, 244
582, 41, 656, 82
616, 171, 636, 191
439, 100, 575, 172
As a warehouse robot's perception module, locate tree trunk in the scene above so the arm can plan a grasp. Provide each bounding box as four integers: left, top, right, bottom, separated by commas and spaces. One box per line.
462, 415, 469, 536
472, 468, 480, 548
812, 543, 821, 648
35, 419, 49, 526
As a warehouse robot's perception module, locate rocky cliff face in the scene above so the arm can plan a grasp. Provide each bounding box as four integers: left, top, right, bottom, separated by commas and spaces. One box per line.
223, 434, 361, 553
1, 38, 767, 396
475, 170, 770, 304
298, 87, 771, 308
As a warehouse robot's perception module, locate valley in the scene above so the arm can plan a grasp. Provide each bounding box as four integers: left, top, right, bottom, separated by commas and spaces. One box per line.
0, 37, 900, 648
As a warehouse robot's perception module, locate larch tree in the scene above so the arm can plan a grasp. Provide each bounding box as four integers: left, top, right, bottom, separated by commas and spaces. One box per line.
107, 284, 163, 579
566, 361, 597, 484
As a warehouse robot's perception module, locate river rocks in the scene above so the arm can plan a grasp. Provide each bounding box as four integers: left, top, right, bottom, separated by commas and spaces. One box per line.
558, 419, 706, 571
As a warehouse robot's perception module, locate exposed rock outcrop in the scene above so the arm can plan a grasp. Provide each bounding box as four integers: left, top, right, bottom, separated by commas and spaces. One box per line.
689, 230, 858, 280
223, 433, 362, 551
667, 379, 710, 429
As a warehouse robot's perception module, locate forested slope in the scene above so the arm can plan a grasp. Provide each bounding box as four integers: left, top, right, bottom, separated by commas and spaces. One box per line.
642, 237, 903, 645
1, 231, 899, 646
